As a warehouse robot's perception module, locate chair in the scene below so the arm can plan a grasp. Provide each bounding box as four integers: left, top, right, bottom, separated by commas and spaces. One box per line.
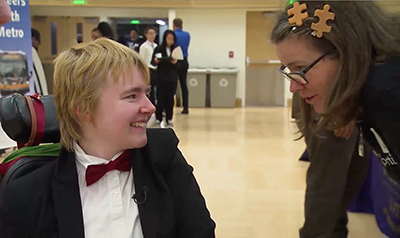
0, 93, 60, 189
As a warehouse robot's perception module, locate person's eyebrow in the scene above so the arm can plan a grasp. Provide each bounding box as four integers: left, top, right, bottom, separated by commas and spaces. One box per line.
121, 87, 151, 95
286, 60, 310, 68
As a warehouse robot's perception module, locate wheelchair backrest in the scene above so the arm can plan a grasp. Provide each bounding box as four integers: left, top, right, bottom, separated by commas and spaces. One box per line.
0, 93, 60, 190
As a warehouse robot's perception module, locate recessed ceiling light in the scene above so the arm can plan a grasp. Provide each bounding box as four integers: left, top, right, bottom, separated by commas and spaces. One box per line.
156, 19, 166, 26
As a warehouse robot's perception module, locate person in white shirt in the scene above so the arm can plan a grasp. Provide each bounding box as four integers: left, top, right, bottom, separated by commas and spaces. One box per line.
0, 38, 216, 238
139, 26, 158, 106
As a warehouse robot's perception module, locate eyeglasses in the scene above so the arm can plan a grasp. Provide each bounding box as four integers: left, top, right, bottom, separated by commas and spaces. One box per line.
278, 51, 332, 85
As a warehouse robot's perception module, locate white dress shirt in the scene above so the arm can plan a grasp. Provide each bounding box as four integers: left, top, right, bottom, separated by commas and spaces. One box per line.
139, 40, 157, 69
74, 143, 143, 238
166, 47, 171, 57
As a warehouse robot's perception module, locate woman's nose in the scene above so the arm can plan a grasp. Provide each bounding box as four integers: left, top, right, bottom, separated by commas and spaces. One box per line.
289, 80, 305, 93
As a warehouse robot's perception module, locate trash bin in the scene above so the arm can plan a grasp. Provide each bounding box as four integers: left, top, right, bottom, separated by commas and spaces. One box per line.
210, 67, 239, 108
187, 68, 208, 107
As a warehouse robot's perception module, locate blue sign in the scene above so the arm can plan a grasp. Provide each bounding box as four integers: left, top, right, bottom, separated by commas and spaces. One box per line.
0, 0, 33, 97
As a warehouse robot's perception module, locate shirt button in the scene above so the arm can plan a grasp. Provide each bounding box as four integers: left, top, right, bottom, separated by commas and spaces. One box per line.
113, 192, 118, 197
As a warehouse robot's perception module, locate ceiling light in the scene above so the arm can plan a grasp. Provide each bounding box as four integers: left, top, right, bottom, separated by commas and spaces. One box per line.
156, 19, 166, 26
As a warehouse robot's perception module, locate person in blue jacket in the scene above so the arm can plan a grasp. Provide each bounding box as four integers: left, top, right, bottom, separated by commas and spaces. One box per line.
173, 18, 191, 114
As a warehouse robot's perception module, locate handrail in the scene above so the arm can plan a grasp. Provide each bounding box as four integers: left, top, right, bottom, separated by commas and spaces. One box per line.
246, 57, 281, 66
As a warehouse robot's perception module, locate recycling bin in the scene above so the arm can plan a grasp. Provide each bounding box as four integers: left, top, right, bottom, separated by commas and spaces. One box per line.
210, 68, 239, 108
187, 68, 208, 107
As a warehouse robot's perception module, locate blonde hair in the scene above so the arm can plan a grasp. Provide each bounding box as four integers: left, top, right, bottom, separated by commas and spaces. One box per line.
53, 38, 149, 151
270, 1, 400, 136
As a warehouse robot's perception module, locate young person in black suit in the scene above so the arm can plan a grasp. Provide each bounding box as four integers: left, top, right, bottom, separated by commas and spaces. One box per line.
0, 38, 216, 238
152, 30, 178, 127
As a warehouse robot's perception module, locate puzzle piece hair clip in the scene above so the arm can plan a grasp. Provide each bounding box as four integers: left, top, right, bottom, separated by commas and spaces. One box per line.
287, 2, 335, 38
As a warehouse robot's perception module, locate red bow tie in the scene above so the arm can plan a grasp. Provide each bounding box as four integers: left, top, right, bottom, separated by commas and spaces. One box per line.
85, 150, 132, 186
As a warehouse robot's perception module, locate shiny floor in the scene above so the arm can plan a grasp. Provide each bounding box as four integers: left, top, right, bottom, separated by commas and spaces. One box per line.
171, 107, 382, 238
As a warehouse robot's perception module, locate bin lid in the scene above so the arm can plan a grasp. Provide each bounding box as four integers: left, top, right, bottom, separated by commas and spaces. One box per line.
188, 67, 239, 74
188, 68, 208, 73
210, 67, 239, 74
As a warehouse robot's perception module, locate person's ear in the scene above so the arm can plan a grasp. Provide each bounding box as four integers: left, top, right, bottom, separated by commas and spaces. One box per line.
75, 106, 90, 122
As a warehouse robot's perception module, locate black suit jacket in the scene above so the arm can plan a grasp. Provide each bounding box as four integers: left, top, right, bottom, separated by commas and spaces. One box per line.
0, 129, 216, 238
151, 45, 178, 83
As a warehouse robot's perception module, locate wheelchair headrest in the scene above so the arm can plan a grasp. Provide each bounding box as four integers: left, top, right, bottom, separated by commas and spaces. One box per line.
0, 93, 60, 146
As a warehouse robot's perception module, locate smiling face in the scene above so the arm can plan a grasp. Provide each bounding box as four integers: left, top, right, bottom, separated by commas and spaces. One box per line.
79, 67, 155, 157
275, 37, 340, 113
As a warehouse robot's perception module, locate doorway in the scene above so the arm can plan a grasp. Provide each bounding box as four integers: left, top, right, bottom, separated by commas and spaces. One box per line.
245, 11, 285, 107
31, 16, 99, 59
31, 16, 99, 93
111, 18, 168, 48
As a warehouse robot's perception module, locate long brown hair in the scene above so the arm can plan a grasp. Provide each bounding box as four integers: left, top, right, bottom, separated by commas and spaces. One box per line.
270, 1, 400, 136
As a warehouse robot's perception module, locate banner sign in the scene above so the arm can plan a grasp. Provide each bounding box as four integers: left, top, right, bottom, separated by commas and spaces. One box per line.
0, 0, 34, 97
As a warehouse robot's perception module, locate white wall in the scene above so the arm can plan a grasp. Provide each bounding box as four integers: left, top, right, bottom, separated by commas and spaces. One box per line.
168, 9, 176, 30
158, 24, 169, 44
175, 9, 246, 103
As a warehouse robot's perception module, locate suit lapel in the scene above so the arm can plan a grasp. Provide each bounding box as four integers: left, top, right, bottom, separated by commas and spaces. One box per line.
163, 48, 169, 57
51, 149, 85, 238
132, 148, 169, 238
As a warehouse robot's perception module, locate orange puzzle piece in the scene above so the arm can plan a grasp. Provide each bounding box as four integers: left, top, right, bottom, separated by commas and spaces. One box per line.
311, 4, 335, 38
287, 2, 309, 26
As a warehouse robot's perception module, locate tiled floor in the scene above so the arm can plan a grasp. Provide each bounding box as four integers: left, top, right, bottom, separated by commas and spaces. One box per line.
170, 107, 382, 238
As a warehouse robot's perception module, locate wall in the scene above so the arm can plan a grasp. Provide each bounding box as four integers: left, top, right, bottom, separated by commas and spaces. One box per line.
30, 6, 169, 19
159, 24, 169, 44
30, 2, 400, 107
30, 6, 275, 106
175, 9, 246, 103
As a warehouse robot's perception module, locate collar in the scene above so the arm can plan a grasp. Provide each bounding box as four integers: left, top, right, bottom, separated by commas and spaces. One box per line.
145, 40, 154, 45
74, 142, 123, 169
174, 28, 183, 32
